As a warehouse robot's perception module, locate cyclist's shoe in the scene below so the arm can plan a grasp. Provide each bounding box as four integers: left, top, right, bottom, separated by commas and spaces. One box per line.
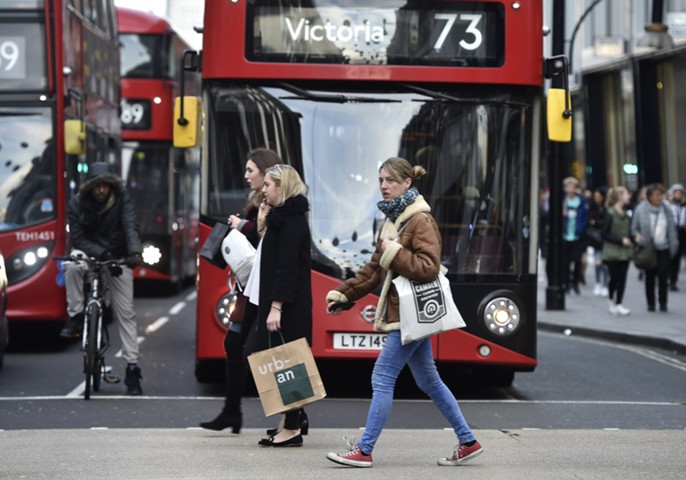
125, 365, 143, 395
59, 313, 84, 338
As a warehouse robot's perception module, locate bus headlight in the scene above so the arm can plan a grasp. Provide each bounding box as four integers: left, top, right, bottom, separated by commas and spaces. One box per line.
215, 291, 239, 328
142, 244, 162, 265
6, 242, 54, 285
482, 295, 520, 335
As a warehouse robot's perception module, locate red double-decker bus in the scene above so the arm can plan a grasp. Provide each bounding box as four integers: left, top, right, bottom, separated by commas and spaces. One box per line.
183, 0, 546, 386
117, 7, 199, 290
0, 0, 120, 325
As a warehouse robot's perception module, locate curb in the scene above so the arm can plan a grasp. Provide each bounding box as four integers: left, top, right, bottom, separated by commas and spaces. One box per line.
538, 321, 686, 356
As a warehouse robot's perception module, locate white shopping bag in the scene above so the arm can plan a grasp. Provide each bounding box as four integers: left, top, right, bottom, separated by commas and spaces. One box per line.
221, 229, 256, 288
392, 268, 466, 345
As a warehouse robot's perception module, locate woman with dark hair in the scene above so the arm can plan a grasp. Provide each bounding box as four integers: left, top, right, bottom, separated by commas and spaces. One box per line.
587, 188, 609, 297
243, 164, 313, 448
199, 148, 281, 433
325, 157, 482, 468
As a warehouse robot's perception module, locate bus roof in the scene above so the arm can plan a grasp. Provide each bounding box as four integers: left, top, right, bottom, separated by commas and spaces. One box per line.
116, 7, 173, 35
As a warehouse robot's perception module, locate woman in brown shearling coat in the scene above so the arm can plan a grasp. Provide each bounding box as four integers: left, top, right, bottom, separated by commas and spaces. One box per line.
325, 157, 482, 468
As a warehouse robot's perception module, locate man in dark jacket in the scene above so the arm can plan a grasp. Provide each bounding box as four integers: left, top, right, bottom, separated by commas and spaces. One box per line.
59, 162, 144, 395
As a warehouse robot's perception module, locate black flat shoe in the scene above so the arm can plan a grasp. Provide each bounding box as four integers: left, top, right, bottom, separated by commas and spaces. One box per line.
266, 409, 309, 436
258, 434, 303, 448
200, 411, 242, 433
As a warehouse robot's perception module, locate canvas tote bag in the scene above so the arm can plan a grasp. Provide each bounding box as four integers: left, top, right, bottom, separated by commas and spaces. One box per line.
248, 336, 326, 416
393, 266, 466, 345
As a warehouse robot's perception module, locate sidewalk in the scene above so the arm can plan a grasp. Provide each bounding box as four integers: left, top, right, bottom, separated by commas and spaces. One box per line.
537, 261, 686, 355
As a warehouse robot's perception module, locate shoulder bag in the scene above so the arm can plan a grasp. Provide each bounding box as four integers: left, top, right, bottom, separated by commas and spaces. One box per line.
633, 210, 660, 270
199, 222, 230, 269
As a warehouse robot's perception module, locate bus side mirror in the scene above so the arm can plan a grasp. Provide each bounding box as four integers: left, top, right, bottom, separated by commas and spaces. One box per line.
546, 88, 572, 143
64, 119, 86, 155
174, 96, 199, 148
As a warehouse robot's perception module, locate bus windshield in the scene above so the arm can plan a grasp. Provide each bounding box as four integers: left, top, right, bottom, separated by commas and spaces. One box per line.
205, 85, 535, 279
122, 142, 170, 236
0, 106, 55, 230
119, 33, 171, 79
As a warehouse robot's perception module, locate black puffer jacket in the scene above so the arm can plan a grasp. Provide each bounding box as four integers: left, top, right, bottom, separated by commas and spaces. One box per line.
67, 164, 141, 259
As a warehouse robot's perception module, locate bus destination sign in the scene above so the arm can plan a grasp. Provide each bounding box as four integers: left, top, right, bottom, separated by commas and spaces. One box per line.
0, 37, 27, 80
247, 1, 504, 67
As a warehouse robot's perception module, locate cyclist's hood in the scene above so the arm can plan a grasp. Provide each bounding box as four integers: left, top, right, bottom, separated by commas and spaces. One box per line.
79, 162, 125, 196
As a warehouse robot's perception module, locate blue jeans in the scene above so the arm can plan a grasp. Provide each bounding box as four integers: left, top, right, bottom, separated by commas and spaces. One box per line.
358, 331, 475, 454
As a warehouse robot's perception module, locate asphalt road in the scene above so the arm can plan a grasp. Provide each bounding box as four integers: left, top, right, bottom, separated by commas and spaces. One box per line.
1, 286, 684, 432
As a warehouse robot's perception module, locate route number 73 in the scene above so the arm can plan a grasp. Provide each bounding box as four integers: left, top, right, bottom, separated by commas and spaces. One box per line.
434, 13, 483, 51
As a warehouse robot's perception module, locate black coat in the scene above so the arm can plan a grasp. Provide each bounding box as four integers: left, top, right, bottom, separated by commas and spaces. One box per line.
67, 182, 141, 259
244, 195, 312, 355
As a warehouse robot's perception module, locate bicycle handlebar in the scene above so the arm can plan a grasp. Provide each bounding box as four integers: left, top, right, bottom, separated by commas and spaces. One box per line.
53, 255, 127, 267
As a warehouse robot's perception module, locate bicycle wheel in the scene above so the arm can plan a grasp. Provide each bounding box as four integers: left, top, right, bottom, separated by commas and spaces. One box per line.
84, 305, 99, 400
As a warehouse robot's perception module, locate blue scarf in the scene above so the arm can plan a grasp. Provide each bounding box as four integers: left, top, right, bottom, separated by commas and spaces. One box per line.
377, 187, 419, 222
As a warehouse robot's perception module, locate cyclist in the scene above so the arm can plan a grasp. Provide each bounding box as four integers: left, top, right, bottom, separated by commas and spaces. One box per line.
59, 162, 144, 395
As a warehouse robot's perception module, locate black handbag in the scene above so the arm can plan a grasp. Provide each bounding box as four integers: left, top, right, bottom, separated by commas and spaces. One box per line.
199, 222, 230, 269
633, 241, 657, 270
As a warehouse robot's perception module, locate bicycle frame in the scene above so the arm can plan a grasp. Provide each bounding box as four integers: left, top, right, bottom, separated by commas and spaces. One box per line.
54, 255, 126, 398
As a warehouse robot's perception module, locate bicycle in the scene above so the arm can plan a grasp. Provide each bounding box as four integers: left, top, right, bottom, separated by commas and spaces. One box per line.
54, 254, 126, 399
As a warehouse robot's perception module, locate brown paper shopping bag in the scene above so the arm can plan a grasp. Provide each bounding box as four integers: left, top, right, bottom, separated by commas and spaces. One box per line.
248, 337, 326, 417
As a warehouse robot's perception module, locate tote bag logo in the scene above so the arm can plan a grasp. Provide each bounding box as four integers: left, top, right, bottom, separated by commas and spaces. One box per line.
410, 278, 446, 323
274, 363, 315, 405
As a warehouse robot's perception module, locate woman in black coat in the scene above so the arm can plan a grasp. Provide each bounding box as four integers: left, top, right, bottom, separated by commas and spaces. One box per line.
243, 164, 312, 447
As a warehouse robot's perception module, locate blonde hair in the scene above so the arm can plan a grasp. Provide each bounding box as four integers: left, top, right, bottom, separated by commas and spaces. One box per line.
264, 164, 307, 206
606, 186, 628, 208
379, 157, 427, 183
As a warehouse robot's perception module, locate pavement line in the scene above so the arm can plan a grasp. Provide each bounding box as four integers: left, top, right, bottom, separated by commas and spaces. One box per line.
185, 291, 197, 302
169, 302, 186, 316
0, 396, 682, 405
145, 316, 170, 334
543, 331, 686, 372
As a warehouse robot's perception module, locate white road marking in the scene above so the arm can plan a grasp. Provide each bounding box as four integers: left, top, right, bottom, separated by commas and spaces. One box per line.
145, 316, 170, 334
65, 382, 85, 398
541, 331, 686, 372
169, 302, 186, 316
185, 291, 197, 302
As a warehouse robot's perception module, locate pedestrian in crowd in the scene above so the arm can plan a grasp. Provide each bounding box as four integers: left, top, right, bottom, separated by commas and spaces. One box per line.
325, 157, 482, 468
562, 176, 588, 294
602, 186, 634, 316
243, 164, 312, 448
60, 162, 144, 395
631, 184, 678, 312
200, 148, 282, 433
587, 187, 609, 297
667, 183, 686, 291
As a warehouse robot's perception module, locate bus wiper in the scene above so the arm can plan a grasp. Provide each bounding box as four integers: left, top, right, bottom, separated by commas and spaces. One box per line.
402, 84, 529, 108
275, 82, 400, 103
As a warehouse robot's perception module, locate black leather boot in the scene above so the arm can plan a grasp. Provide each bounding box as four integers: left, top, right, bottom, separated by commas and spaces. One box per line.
60, 313, 84, 338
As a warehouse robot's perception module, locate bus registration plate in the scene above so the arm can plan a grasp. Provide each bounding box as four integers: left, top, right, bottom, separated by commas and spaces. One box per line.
333, 333, 387, 350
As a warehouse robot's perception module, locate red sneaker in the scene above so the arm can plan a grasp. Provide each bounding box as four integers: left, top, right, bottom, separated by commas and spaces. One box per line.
326, 443, 373, 468
437, 441, 483, 466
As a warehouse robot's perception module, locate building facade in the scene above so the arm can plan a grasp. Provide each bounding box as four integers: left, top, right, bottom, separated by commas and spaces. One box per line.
544, 0, 686, 193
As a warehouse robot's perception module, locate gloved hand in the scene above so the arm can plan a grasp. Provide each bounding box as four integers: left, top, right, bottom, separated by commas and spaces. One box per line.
126, 253, 143, 269
108, 264, 123, 277
100, 251, 115, 261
